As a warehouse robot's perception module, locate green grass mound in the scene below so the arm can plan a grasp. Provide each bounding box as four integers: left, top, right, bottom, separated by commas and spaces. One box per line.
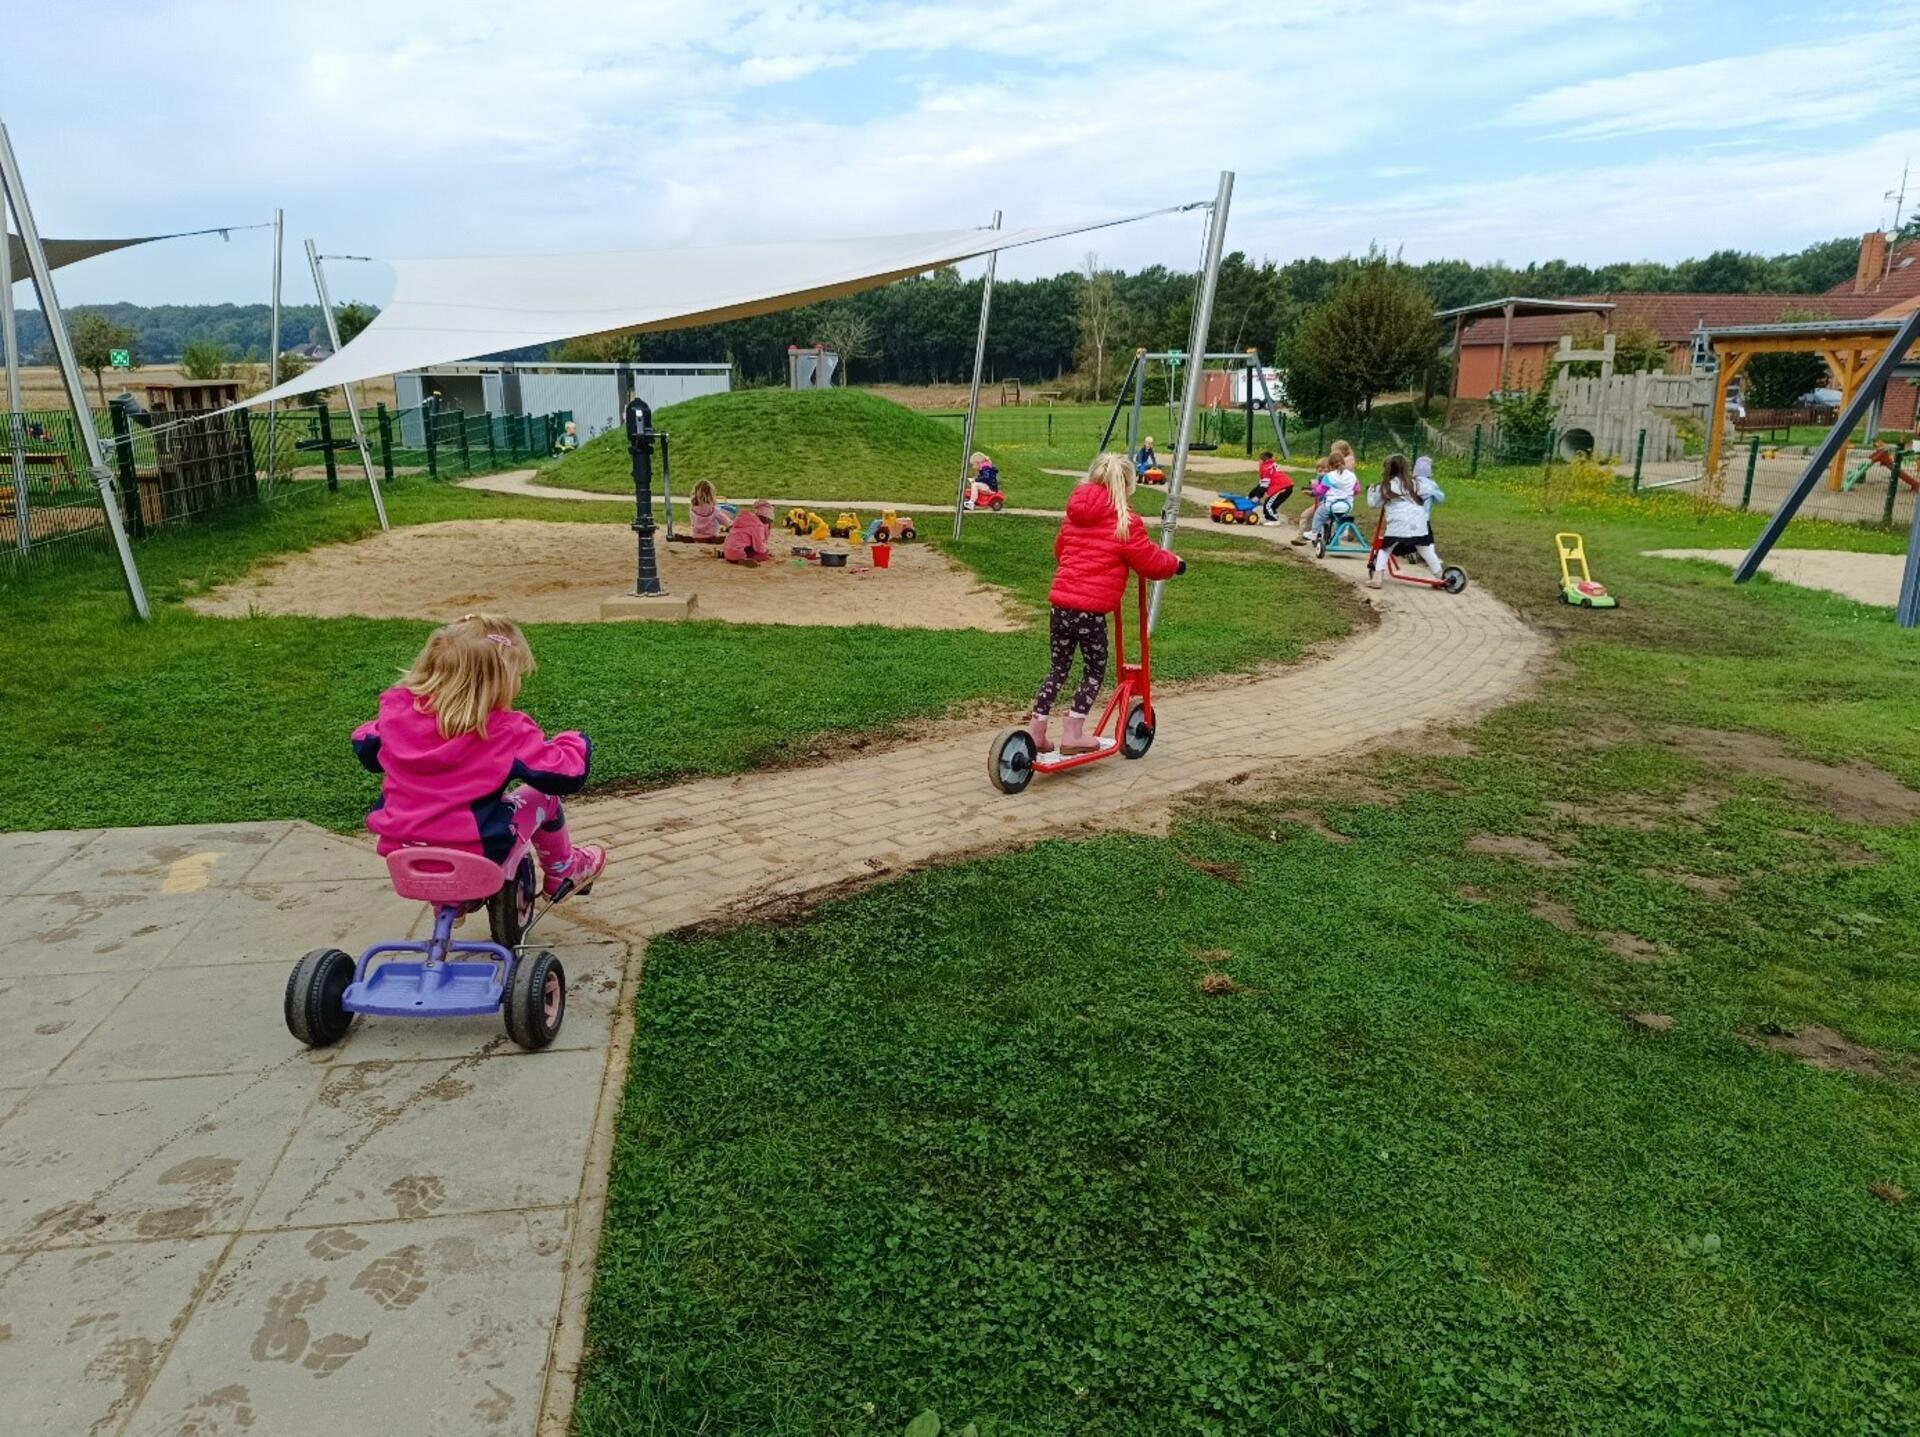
539, 388, 1080, 508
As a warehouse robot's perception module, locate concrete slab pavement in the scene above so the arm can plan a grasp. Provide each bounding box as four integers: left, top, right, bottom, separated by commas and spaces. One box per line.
0, 821, 631, 1437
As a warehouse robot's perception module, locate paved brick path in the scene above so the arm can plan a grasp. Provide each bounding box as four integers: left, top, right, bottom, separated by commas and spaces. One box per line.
569, 525, 1546, 937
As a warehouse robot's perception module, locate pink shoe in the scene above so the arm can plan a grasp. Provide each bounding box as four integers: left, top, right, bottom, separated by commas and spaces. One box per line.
1026, 715, 1050, 752
546, 843, 607, 899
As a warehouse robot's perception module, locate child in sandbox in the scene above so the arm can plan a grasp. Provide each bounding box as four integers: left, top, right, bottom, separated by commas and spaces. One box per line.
723, 499, 774, 565
688, 480, 728, 543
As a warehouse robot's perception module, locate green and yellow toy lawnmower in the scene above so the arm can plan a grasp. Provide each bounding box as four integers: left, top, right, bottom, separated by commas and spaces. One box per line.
1556, 532, 1618, 608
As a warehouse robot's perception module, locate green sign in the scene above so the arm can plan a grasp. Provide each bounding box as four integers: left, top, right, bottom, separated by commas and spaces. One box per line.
109, 349, 131, 369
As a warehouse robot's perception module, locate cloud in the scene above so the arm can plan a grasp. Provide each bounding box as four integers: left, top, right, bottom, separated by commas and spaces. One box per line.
1503, 29, 1920, 138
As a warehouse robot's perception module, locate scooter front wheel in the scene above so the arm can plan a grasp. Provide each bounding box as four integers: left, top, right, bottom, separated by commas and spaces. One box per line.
1121, 702, 1155, 760
989, 728, 1037, 794
1442, 566, 1469, 594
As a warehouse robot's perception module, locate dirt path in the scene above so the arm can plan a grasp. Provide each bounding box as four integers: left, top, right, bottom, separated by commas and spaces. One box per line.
1645, 548, 1909, 607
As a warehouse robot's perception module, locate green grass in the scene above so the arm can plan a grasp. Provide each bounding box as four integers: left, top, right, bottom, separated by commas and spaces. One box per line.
539, 388, 1093, 510
576, 469, 1920, 1436
0, 479, 1350, 833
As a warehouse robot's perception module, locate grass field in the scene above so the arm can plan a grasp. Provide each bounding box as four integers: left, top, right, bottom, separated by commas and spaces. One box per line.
0, 478, 1350, 834
576, 476, 1920, 1437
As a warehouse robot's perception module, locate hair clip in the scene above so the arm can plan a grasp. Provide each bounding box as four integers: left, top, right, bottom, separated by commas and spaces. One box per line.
485, 633, 513, 648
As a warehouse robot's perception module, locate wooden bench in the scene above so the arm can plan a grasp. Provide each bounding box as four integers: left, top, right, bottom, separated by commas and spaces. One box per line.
1732, 406, 1836, 439
0, 450, 82, 487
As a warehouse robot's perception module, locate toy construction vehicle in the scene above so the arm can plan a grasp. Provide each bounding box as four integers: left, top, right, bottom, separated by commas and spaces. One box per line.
785, 508, 831, 541
829, 511, 864, 542
866, 510, 918, 544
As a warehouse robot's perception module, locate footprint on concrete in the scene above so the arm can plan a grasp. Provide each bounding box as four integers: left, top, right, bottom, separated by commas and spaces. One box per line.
304, 1228, 370, 1263
385, 1174, 446, 1219
177, 1383, 257, 1436
475, 1382, 515, 1425
301, 1330, 370, 1378
249, 1277, 325, 1364
350, 1246, 429, 1311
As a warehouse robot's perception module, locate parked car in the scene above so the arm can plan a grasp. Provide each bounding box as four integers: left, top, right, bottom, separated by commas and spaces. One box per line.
1798, 387, 1842, 407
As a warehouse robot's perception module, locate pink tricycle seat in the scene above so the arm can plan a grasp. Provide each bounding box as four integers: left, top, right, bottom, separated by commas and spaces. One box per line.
386, 846, 507, 904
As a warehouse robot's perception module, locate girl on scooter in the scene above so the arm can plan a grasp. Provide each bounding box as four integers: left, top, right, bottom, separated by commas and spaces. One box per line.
1028, 453, 1184, 755
1366, 452, 1448, 589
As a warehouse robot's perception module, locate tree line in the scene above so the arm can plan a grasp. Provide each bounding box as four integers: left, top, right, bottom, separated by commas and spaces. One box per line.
4, 233, 1868, 407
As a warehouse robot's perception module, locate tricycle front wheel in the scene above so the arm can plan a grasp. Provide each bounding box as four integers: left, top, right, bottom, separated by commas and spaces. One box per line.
285, 947, 356, 1048
504, 950, 566, 1050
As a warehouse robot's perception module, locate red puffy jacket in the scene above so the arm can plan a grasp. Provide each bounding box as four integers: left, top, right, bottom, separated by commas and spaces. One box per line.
1049, 483, 1182, 612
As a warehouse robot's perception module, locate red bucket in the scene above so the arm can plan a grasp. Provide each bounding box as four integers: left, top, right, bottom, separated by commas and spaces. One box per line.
872, 543, 892, 569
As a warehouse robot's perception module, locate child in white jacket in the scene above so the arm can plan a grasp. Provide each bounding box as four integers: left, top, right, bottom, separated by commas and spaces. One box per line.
1366, 452, 1446, 588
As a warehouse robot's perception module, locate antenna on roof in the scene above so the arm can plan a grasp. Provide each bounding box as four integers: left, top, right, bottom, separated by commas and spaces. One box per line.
1884, 159, 1910, 249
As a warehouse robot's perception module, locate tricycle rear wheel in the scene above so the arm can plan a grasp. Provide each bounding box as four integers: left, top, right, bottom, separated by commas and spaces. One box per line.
505, 950, 566, 1050
488, 853, 537, 949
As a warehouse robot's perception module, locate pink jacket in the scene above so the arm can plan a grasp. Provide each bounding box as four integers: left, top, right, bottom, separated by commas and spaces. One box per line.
352, 686, 591, 860
690, 501, 722, 540
724, 508, 771, 562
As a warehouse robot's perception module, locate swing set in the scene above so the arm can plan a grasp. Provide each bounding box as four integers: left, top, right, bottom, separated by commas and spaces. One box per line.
1097, 348, 1290, 463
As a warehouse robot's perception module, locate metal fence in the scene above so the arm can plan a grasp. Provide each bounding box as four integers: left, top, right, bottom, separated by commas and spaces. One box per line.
0, 399, 572, 578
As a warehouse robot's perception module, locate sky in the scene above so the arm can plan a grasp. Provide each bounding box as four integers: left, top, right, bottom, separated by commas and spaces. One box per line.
6, 0, 1918, 309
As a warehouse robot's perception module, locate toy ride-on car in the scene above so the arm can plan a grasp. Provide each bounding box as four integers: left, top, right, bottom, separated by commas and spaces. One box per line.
1140, 466, 1168, 486
284, 831, 580, 1053
867, 510, 918, 544
1209, 494, 1262, 525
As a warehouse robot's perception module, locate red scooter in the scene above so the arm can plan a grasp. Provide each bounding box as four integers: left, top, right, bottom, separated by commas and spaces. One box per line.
989, 572, 1156, 794
1367, 508, 1467, 593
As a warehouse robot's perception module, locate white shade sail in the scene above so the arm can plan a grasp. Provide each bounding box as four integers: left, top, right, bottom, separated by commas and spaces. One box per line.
243, 208, 1189, 408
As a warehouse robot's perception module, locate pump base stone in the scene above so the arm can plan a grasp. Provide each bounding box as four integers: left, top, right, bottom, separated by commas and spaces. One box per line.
601, 592, 696, 621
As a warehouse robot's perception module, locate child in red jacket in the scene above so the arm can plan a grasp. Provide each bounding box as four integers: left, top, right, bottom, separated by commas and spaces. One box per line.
1030, 453, 1185, 755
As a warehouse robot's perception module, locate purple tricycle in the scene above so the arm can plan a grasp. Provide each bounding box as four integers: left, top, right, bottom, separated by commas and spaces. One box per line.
284, 832, 575, 1052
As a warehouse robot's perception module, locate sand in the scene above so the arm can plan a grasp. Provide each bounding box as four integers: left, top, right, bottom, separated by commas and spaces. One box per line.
189, 519, 1026, 631
1645, 548, 1907, 607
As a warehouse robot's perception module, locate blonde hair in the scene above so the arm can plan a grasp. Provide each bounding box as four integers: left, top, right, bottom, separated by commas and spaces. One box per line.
402, 613, 536, 740
691, 479, 716, 507
1087, 451, 1138, 539
1314, 455, 1331, 473
970, 451, 990, 469
1329, 439, 1354, 465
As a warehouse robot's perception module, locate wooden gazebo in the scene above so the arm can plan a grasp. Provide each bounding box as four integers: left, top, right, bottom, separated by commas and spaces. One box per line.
1705, 316, 1918, 490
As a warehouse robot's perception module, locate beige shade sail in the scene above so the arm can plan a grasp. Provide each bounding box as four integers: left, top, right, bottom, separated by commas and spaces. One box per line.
241, 208, 1192, 409
7, 226, 255, 277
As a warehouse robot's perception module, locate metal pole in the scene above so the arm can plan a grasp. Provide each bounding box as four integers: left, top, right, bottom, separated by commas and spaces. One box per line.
1632, 429, 1645, 492
1151, 170, 1234, 633
0, 120, 148, 618
1740, 437, 1759, 511
265, 208, 282, 494
1898, 483, 1920, 629
952, 209, 1001, 540
305, 240, 387, 529
1471, 425, 1481, 477
1, 186, 29, 552
1250, 353, 1289, 459
1097, 350, 1141, 457
1243, 356, 1254, 457
1885, 449, 1903, 527
1736, 304, 1920, 584
1128, 348, 1146, 453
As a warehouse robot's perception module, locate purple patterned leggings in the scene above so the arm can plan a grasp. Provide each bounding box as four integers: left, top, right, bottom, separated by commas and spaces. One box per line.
1032, 605, 1109, 717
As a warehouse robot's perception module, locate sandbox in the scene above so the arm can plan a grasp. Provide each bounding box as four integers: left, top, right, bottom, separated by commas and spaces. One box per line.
190, 520, 1025, 630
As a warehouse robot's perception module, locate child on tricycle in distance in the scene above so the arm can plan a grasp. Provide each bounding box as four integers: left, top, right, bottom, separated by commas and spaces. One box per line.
964, 451, 1002, 509
352, 613, 607, 898
1293, 441, 1358, 545
1028, 453, 1184, 755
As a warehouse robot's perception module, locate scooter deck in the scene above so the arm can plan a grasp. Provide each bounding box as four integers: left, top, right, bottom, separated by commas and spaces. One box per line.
1032, 735, 1118, 773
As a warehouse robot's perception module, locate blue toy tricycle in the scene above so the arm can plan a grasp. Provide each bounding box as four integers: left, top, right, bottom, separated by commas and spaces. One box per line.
284, 832, 578, 1051
1310, 497, 1369, 559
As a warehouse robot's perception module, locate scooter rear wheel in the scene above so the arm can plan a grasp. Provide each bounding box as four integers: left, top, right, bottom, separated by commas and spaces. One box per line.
989, 728, 1036, 794
1121, 702, 1154, 759
1442, 566, 1469, 594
